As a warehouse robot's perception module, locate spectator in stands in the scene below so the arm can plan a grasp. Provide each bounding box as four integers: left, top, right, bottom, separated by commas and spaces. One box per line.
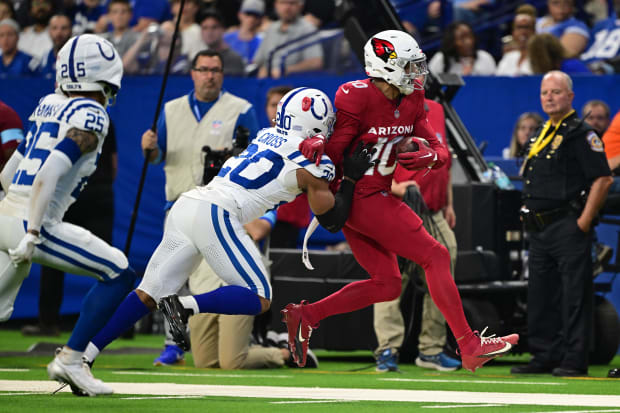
223, 0, 265, 64
17, 0, 53, 60
582, 100, 611, 136
428, 21, 496, 76
128, 0, 172, 32
502, 112, 544, 159
528, 33, 590, 74
167, 0, 204, 61
302, 0, 336, 28
70, 0, 106, 35
453, 0, 494, 25
536, 0, 590, 57
99, 0, 139, 58
580, 0, 620, 74
254, 0, 323, 78
496, 4, 536, 76
123, 21, 189, 75
200, 9, 245, 76
0, 0, 16, 21
37, 14, 71, 78
0, 18, 38, 77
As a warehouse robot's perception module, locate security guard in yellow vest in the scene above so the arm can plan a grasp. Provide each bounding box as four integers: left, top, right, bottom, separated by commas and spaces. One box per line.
512, 71, 612, 377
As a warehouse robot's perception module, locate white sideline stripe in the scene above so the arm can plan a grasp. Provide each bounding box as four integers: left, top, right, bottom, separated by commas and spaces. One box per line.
381, 378, 565, 386
122, 396, 204, 400
1, 381, 620, 407
270, 400, 354, 404
422, 404, 505, 409
115, 371, 291, 379
0, 369, 29, 372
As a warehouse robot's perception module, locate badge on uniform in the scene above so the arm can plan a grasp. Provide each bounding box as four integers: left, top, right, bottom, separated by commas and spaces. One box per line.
587, 131, 604, 152
551, 135, 563, 150
211, 120, 223, 134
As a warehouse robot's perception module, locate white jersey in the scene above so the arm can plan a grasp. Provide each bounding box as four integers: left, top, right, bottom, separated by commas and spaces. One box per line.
184, 127, 335, 224
1, 93, 109, 223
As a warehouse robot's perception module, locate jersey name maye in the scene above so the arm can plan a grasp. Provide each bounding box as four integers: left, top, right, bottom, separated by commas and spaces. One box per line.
184, 127, 335, 224
4, 93, 108, 223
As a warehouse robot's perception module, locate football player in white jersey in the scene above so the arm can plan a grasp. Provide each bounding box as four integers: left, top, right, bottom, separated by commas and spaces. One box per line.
0, 34, 136, 396
79, 87, 376, 391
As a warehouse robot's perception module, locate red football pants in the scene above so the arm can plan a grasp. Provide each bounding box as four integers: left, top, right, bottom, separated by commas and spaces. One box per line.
303, 191, 471, 340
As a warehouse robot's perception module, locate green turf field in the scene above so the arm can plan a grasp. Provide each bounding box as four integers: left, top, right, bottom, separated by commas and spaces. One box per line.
1, 330, 619, 412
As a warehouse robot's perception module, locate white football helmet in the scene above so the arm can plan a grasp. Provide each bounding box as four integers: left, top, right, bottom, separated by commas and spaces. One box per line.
56, 34, 123, 106
364, 30, 428, 95
275, 87, 335, 139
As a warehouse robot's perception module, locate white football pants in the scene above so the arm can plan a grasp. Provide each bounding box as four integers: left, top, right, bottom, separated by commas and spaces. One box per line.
0, 213, 128, 321
137, 196, 271, 302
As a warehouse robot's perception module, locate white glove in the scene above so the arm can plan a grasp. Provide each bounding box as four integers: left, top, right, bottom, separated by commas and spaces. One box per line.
8, 233, 41, 267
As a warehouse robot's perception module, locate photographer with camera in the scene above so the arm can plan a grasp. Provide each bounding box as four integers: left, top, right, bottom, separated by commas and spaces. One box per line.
141, 49, 259, 365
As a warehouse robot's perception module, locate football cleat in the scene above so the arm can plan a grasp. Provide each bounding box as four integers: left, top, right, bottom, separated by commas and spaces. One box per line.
48, 350, 113, 396
459, 327, 518, 373
158, 295, 192, 351
281, 300, 315, 367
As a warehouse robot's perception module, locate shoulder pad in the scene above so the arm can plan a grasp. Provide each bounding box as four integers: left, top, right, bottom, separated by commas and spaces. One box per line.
62, 98, 109, 138
334, 80, 370, 119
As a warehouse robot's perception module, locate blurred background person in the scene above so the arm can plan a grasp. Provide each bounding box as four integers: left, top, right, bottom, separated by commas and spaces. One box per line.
528, 33, 590, 74
496, 4, 536, 76
580, 0, 620, 74
502, 112, 544, 159
70, 0, 106, 35
99, 0, 139, 58
37, 13, 71, 78
536, 0, 589, 57
0, 18, 38, 77
0, 0, 16, 21
17, 0, 53, 60
582, 100, 611, 136
254, 0, 323, 78
167, 0, 204, 62
199, 9, 245, 76
429, 21, 496, 75
224, 0, 265, 64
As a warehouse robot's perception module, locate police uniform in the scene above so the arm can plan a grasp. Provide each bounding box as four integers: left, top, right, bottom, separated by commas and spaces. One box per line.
522, 110, 610, 372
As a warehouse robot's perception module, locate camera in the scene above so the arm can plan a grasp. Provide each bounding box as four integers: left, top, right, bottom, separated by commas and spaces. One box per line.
201, 125, 251, 185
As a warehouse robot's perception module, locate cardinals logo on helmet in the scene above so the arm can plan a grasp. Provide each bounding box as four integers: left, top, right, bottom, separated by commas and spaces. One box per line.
371, 38, 397, 62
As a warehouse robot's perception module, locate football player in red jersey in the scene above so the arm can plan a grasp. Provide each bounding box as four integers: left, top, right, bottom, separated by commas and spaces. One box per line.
282, 30, 519, 372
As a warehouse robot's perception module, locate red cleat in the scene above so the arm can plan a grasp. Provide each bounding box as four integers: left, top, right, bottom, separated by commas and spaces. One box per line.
281, 300, 315, 367
459, 327, 517, 373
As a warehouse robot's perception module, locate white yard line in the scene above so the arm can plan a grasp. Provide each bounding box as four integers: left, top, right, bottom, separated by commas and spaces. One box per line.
0, 369, 29, 372
380, 378, 566, 386
115, 371, 291, 379
1, 380, 620, 407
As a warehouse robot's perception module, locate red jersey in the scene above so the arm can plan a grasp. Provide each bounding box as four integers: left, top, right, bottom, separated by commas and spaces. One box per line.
394, 99, 451, 211
0, 100, 24, 167
325, 79, 448, 196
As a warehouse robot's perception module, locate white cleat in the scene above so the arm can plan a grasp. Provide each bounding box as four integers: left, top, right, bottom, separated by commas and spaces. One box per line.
47, 355, 113, 396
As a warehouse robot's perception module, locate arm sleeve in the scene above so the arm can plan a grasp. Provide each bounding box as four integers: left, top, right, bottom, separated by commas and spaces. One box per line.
316, 178, 355, 233
153, 107, 167, 164
27, 150, 73, 232
575, 130, 612, 180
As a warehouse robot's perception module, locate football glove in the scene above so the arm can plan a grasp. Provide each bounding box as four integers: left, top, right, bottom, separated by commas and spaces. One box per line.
397, 137, 437, 171
8, 232, 41, 267
298, 134, 326, 166
343, 141, 378, 182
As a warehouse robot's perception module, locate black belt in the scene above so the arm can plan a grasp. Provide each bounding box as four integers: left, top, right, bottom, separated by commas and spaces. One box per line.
522, 205, 574, 232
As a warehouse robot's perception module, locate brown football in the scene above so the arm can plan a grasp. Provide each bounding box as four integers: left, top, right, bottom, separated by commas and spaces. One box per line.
395, 136, 425, 154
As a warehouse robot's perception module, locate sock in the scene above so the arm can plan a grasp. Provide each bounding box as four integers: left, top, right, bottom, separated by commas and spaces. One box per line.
83, 342, 100, 363
58, 346, 82, 364
178, 296, 199, 315
91, 290, 151, 351
193, 285, 261, 315
67, 268, 137, 351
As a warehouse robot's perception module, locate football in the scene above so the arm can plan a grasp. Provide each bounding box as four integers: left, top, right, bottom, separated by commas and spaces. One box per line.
395, 136, 428, 154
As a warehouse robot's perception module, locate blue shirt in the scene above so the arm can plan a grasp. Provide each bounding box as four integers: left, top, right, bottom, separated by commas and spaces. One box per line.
0, 51, 36, 78
536, 16, 590, 40
581, 14, 620, 64
560, 58, 591, 74
129, 0, 172, 27
155, 90, 260, 162
223, 31, 263, 63
37, 49, 56, 78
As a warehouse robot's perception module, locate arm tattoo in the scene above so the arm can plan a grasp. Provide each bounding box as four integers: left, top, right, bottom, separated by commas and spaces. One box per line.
66, 128, 98, 154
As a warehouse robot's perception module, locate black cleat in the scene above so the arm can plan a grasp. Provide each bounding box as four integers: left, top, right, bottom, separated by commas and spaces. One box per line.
158, 295, 192, 351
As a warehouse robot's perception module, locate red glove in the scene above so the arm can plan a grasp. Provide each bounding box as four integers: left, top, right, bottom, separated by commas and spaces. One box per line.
299, 134, 326, 166
397, 137, 438, 171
